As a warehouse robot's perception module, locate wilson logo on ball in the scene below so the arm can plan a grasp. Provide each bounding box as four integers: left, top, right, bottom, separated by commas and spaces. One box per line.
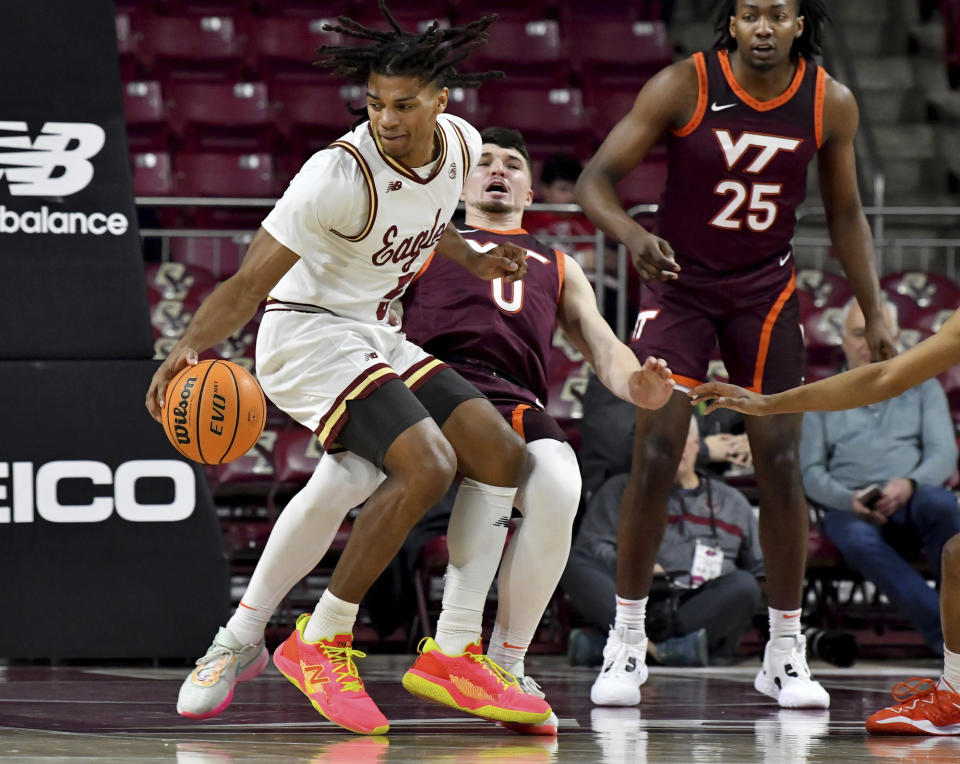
162, 360, 266, 465
171, 375, 198, 445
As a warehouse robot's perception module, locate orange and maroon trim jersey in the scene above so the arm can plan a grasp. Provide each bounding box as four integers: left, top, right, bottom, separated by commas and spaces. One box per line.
657, 50, 826, 273
400, 226, 564, 408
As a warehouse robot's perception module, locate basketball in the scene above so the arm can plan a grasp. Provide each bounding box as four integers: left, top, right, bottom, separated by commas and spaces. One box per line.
161, 359, 266, 465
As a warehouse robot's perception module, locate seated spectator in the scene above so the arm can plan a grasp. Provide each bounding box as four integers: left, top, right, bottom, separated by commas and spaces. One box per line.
800, 297, 960, 655
563, 417, 764, 667
578, 371, 752, 502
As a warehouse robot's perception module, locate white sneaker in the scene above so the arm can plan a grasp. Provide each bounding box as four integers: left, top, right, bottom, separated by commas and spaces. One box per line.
498, 671, 559, 736
754, 635, 830, 709
177, 627, 269, 719
590, 626, 649, 706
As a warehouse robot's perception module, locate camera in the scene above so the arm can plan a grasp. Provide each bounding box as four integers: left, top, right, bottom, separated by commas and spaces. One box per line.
803, 627, 859, 667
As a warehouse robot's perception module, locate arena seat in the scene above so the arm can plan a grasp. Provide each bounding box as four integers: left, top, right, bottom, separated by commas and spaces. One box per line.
116, 12, 139, 80
583, 83, 645, 145
245, 16, 343, 81
800, 306, 845, 366
795, 268, 854, 314
207, 426, 279, 498
145, 260, 218, 303
271, 81, 363, 155
570, 19, 672, 84
137, 15, 245, 80
445, 86, 482, 123
174, 152, 275, 197
471, 18, 569, 86
880, 270, 960, 330
170, 234, 252, 277
261, 0, 353, 18
911, 306, 955, 334
132, 151, 175, 196
166, 81, 275, 151
455, 0, 555, 22
615, 155, 668, 207
352, 3, 453, 31
482, 86, 587, 155
124, 81, 169, 150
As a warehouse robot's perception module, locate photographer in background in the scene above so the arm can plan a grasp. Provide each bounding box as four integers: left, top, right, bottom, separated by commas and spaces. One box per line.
563, 417, 764, 667
800, 297, 960, 655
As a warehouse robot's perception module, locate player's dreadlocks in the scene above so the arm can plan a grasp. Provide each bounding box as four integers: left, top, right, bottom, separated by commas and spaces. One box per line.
714, 0, 830, 62
316, 0, 504, 92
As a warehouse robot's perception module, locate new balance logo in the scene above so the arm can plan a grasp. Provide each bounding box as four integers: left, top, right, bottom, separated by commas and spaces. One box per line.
363, 352, 379, 361
493, 515, 511, 528
0, 121, 105, 196
386, 180, 402, 192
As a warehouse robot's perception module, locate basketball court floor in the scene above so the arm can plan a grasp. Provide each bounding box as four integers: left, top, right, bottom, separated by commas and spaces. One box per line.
2, 656, 958, 763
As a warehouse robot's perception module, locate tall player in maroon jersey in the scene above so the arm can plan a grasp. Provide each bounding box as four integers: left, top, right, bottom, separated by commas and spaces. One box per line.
400, 127, 674, 734
576, 0, 898, 709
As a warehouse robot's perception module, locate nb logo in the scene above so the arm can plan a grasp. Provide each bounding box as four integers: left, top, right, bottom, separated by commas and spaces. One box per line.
0, 121, 105, 197
363, 351, 379, 361
386, 180, 402, 193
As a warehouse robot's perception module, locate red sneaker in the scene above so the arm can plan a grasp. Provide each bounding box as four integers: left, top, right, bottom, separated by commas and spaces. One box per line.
273, 613, 389, 735
866, 677, 960, 735
402, 638, 552, 725
499, 674, 559, 736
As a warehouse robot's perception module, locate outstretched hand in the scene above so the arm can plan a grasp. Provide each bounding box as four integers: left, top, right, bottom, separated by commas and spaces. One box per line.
628, 356, 675, 409
145, 346, 199, 422
688, 381, 771, 416
467, 242, 528, 282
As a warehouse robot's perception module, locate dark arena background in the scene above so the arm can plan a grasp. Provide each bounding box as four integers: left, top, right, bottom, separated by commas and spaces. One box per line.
1, 0, 959, 761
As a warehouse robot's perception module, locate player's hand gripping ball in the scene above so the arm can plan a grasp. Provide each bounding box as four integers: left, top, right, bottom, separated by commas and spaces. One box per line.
161, 359, 266, 464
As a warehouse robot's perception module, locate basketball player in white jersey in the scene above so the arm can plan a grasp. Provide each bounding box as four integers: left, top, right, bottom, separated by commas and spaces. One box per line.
146, 3, 549, 736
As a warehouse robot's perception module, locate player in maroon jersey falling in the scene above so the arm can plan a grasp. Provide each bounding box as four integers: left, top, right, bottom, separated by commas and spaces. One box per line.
399, 126, 674, 734
576, 0, 897, 709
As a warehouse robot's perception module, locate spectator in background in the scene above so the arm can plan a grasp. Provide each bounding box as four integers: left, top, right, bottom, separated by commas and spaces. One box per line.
539, 153, 584, 204
578, 371, 752, 503
799, 297, 960, 655
563, 417, 764, 667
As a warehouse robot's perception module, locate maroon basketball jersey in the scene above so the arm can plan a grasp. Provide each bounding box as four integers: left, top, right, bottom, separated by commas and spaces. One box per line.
656, 50, 825, 273
400, 226, 564, 407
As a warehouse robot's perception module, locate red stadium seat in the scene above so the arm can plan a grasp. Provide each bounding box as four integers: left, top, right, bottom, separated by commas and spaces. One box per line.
881, 270, 960, 310
482, 87, 588, 155
246, 16, 343, 81
263, 0, 353, 17
138, 15, 245, 80
584, 84, 643, 145
795, 268, 853, 316
208, 427, 280, 498
272, 81, 364, 155
445, 87, 481, 123
881, 271, 960, 330
167, 81, 275, 151
455, 0, 554, 22
570, 19, 672, 84
132, 151, 175, 196
352, 3, 452, 32
124, 81, 169, 151
471, 19, 569, 86
170, 234, 252, 278
615, 154, 668, 207
912, 306, 956, 334
800, 306, 845, 366
145, 261, 218, 303
174, 152, 275, 197
116, 12, 140, 79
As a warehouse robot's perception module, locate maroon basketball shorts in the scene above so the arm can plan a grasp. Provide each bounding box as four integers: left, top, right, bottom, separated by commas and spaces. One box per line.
451, 362, 567, 444
629, 258, 804, 394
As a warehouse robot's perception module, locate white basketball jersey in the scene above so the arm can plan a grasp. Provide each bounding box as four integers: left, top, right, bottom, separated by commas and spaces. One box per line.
262, 113, 480, 324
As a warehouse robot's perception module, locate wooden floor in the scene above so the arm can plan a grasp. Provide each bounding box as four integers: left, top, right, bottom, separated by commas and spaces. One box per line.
1, 656, 958, 763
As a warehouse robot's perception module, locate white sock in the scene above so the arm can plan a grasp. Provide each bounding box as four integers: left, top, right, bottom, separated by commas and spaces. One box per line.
615, 596, 647, 634
769, 607, 802, 641
487, 624, 527, 673
225, 451, 383, 645
434, 479, 516, 654
303, 589, 359, 642
488, 439, 580, 669
942, 646, 960, 692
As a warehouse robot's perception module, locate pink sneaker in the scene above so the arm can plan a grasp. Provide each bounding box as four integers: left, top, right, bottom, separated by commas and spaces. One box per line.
402, 638, 552, 725
273, 613, 389, 735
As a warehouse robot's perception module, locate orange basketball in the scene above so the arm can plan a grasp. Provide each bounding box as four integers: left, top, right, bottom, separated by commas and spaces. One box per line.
162, 359, 267, 465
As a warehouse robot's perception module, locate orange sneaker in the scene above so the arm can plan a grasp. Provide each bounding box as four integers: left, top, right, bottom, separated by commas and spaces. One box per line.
402, 638, 552, 725
866, 678, 960, 735
273, 613, 389, 735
